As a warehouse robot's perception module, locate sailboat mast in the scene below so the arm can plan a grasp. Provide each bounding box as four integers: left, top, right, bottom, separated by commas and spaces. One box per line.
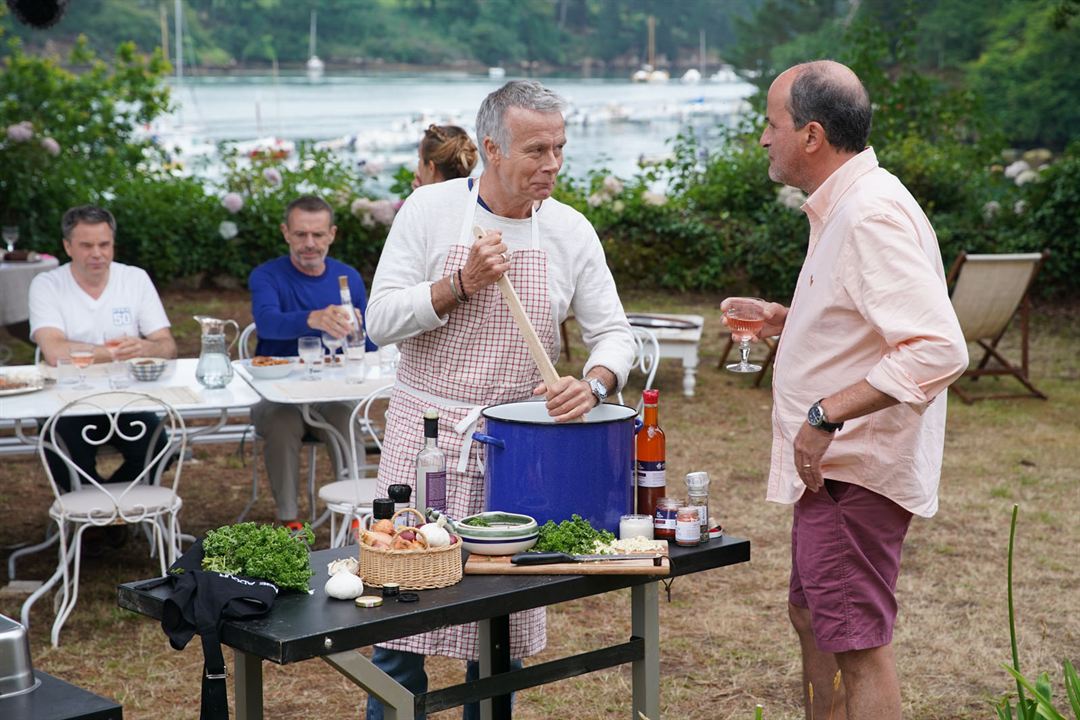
647, 15, 655, 68
174, 0, 183, 83
309, 10, 317, 59
700, 29, 706, 76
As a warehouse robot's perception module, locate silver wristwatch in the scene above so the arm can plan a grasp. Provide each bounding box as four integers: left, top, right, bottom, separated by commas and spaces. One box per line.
585, 377, 608, 406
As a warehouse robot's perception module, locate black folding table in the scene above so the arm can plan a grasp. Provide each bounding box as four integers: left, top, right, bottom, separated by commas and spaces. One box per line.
118, 536, 750, 719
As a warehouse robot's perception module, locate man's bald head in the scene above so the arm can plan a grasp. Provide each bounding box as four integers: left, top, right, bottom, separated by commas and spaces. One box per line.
783, 60, 872, 153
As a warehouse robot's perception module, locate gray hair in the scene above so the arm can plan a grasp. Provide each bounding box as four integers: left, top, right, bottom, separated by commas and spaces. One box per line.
61, 205, 116, 240
788, 61, 872, 154
475, 80, 567, 164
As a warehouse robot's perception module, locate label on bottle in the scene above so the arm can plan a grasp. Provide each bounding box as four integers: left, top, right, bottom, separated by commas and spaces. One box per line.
636, 460, 666, 488
424, 470, 447, 512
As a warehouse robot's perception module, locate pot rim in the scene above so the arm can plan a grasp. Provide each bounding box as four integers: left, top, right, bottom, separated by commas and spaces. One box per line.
481, 400, 638, 426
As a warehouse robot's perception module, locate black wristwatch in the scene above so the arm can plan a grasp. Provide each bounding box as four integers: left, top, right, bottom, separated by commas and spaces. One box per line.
807, 399, 844, 432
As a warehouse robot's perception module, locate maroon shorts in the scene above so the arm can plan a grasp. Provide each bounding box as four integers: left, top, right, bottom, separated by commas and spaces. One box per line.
789, 479, 913, 653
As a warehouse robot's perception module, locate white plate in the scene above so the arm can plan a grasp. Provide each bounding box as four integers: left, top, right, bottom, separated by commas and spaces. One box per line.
246, 358, 297, 380
0, 372, 47, 396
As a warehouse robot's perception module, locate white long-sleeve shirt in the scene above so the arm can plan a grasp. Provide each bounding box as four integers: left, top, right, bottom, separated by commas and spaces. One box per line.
367, 178, 635, 390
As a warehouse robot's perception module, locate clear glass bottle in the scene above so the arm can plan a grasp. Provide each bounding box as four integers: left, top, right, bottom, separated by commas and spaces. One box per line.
414, 408, 447, 513
684, 471, 711, 543
635, 389, 666, 519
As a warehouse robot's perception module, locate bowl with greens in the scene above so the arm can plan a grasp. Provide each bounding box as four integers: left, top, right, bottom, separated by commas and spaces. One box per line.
456, 511, 538, 556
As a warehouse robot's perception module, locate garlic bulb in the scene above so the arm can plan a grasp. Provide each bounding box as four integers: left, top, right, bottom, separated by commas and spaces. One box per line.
418, 522, 451, 548
327, 557, 360, 576
324, 571, 364, 600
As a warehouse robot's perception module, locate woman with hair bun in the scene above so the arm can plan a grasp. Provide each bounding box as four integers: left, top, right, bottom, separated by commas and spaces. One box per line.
413, 124, 479, 188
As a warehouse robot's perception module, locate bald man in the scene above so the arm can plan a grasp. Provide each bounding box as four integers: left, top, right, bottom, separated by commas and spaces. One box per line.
723, 61, 968, 719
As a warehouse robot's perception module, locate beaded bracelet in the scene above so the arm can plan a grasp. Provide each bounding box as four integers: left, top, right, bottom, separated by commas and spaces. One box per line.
456, 268, 470, 303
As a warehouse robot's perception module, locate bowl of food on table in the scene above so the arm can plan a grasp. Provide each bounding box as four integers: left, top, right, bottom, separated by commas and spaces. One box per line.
128, 357, 167, 382
247, 356, 296, 379
455, 511, 538, 556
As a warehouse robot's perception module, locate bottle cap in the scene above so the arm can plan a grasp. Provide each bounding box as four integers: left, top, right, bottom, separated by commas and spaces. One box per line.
372, 498, 395, 519
387, 484, 412, 503
355, 595, 383, 608
685, 471, 711, 490
397, 592, 420, 603
423, 408, 439, 420
643, 389, 659, 404
338, 275, 349, 289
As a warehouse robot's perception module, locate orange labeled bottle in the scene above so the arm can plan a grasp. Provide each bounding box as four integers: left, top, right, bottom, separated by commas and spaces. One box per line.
635, 389, 666, 519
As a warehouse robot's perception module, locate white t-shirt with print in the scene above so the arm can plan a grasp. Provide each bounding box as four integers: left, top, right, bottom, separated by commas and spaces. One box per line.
28, 262, 171, 344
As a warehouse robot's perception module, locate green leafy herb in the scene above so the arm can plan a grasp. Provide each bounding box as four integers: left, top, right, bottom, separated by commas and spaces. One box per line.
533, 514, 615, 556
463, 517, 491, 527
201, 522, 315, 592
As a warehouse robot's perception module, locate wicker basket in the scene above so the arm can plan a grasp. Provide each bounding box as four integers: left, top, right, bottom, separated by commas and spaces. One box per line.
358, 508, 463, 589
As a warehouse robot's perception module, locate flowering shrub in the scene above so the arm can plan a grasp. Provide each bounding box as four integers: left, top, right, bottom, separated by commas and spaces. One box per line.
0, 120, 62, 226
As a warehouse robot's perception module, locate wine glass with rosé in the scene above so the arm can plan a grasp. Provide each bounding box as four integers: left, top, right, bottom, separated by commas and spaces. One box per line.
724, 297, 767, 373
69, 344, 96, 389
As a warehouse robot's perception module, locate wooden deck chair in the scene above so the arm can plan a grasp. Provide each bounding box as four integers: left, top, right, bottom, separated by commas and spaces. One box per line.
947, 250, 1050, 404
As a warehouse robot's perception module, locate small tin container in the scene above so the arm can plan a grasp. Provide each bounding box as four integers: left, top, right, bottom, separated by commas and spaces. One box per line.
355, 596, 383, 608
382, 582, 400, 598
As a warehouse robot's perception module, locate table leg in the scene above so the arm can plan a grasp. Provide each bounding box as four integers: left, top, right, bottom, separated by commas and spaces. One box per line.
300, 404, 351, 481
234, 651, 263, 720
477, 616, 512, 720
324, 650, 415, 720
631, 582, 660, 720
682, 352, 699, 397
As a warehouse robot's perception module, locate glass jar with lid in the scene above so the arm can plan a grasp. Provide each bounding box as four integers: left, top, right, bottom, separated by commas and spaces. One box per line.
653, 496, 680, 541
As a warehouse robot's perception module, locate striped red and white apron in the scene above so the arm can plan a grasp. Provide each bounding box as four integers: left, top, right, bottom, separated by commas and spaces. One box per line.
376, 179, 556, 660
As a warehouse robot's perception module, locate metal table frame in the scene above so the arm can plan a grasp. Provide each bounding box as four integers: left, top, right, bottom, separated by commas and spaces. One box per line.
118, 538, 750, 720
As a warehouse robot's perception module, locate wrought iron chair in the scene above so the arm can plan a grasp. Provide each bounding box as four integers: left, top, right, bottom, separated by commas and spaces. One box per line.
21, 391, 186, 646
617, 326, 661, 414
317, 382, 394, 548
947, 250, 1051, 403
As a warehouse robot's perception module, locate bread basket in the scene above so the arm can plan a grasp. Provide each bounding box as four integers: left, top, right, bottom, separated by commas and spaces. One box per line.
358, 508, 462, 590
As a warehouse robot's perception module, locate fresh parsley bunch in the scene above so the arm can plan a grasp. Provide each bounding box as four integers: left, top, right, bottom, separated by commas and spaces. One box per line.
201, 522, 315, 592
534, 514, 615, 555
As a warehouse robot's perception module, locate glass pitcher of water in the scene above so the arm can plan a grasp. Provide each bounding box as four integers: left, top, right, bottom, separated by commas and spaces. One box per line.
194, 315, 239, 389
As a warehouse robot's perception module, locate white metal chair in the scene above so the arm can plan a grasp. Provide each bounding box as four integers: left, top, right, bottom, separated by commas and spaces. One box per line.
317, 382, 394, 548
21, 391, 186, 646
947, 250, 1050, 403
617, 326, 660, 414
236, 322, 322, 523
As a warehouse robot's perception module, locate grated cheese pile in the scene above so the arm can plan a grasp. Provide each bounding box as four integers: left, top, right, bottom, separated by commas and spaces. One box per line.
593, 537, 667, 555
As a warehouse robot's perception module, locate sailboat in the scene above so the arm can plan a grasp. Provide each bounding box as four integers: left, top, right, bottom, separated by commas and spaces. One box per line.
306, 10, 325, 80
631, 16, 668, 83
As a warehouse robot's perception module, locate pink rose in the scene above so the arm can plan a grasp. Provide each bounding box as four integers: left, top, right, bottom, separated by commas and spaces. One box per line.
221, 192, 244, 214
40, 137, 60, 156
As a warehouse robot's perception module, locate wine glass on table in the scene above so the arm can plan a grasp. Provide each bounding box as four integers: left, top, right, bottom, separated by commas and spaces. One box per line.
69, 345, 96, 389
103, 329, 127, 361
1, 226, 17, 254
724, 297, 766, 373
297, 336, 322, 381
321, 331, 344, 367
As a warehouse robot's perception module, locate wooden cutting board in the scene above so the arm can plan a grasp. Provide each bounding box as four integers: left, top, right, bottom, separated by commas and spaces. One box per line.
464, 548, 670, 576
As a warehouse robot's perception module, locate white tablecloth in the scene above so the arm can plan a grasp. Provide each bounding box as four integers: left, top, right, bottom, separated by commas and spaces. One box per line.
0, 255, 59, 325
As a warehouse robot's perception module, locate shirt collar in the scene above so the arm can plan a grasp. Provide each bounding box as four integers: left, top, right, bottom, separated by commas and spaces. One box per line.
801, 147, 879, 228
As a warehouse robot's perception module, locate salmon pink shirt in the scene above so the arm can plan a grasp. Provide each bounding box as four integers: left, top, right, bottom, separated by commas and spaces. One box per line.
768, 148, 968, 518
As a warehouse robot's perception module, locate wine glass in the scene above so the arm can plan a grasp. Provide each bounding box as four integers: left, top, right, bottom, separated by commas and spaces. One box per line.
103, 329, 127, 361
69, 345, 96, 389
297, 336, 322, 381
724, 297, 766, 373
1, 226, 17, 254
321, 331, 343, 366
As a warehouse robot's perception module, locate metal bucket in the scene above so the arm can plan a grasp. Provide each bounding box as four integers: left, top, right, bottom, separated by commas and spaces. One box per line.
0, 614, 38, 699
473, 401, 638, 533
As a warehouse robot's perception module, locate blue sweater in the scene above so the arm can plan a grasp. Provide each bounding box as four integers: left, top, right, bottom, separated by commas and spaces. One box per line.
249, 256, 377, 357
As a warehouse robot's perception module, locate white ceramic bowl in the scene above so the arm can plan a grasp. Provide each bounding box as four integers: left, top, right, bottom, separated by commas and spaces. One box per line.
456, 511, 539, 556
247, 358, 296, 380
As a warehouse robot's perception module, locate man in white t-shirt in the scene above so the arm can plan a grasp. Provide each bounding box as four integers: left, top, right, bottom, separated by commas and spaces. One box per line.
29, 205, 177, 493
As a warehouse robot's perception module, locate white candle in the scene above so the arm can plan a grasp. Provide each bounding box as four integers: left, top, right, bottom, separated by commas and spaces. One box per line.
619, 513, 654, 540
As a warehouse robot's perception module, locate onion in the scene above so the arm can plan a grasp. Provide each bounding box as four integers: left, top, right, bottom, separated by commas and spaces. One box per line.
419, 522, 451, 548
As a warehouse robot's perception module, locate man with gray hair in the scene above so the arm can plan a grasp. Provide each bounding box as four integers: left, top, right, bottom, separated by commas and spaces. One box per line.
724, 61, 967, 719
365, 80, 635, 718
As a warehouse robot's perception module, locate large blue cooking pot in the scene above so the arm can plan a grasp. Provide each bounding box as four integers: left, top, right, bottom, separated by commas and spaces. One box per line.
472, 401, 638, 533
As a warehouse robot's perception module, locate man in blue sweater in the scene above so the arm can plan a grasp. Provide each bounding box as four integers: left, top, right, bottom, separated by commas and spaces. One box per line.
249, 195, 375, 527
